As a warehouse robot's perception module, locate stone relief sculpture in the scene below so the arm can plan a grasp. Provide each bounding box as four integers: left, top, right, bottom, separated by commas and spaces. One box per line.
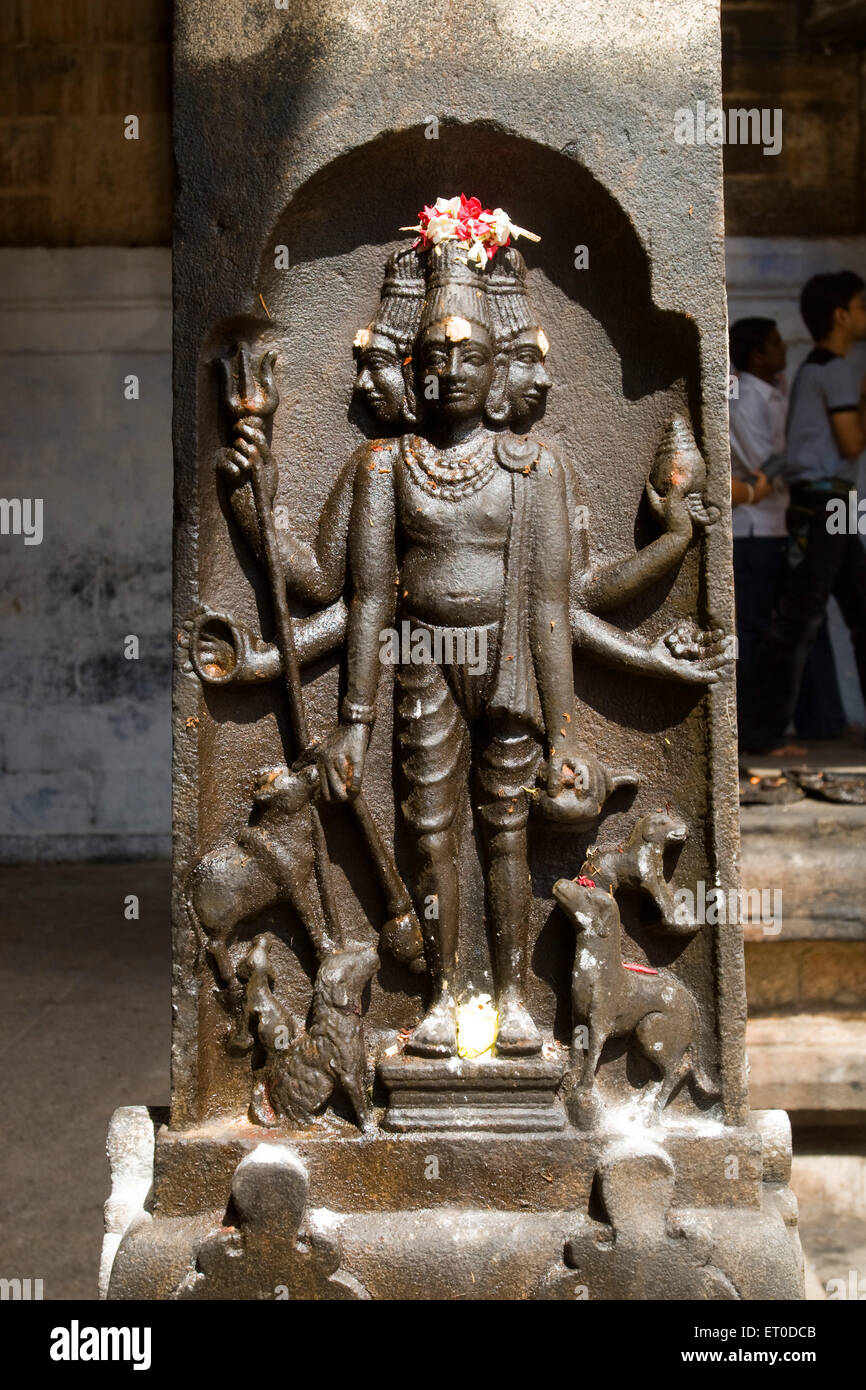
553, 875, 718, 1124
242, 935, 378, 1132
178, 1146, 370, 1301
183, 196, 729, 1100
581, 810, 698, 935
179, 195, 733, 1100
102, 72, 805, 1295
535, 1142, 739, 1301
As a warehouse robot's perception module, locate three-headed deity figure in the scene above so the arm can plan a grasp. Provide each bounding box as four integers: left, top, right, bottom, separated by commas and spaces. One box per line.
206, 197, 727, 1072
321, 236, 577, 1057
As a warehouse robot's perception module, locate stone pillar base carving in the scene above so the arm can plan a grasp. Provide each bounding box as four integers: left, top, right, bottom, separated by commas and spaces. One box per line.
102, 1107, 803, 1301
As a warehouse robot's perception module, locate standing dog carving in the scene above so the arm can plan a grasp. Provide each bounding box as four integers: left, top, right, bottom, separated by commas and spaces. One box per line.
553, 878, 718, 1120
582, 810, 695, 934
186, 765, 424, 1054
240, 934, 379, 1133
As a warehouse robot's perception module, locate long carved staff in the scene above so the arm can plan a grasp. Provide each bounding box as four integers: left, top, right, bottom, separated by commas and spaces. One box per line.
219, 344, 424, 968
220, 344, 342, 943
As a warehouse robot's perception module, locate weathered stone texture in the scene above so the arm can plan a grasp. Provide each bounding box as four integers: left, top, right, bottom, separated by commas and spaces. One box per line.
96, 0, 804, 1302
0, 247, 171, 860
0, 0, 171, 245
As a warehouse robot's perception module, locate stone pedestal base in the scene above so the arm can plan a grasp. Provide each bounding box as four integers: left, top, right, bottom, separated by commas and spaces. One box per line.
379, 1056, 567, 1132
101, 1107, 804, 1301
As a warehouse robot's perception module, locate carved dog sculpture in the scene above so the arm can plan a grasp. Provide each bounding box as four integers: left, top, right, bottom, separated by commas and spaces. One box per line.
186, 764, 423, 1053
240, 934, 379, 1132
553, 878, 718, 1118
185, 767, 334, 1052
582, 810, 694, 934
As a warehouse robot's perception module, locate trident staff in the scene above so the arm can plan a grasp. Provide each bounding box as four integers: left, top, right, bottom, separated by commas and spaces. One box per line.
216, 343, 424, 967
218, 342, 342, 942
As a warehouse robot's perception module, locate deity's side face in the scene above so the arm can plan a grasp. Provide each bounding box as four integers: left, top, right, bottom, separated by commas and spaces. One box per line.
418, 319, 496, 422
505, 328, 551, 422
353, 331, 407, 423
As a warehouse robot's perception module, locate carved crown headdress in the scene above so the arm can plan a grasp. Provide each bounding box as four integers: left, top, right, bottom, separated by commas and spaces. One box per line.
355, 246, 425, 354
486, 245, 534, 348
402, 195, 542, 347
418, 238, 493, 337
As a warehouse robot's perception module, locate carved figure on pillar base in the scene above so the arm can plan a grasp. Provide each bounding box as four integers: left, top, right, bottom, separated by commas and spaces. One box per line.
536, 1142, 739, 1300
178, 1147, 370, 1301
184, 195, 729, 1124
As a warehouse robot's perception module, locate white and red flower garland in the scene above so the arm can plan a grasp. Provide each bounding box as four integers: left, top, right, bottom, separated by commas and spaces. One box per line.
402, 194, 540, 269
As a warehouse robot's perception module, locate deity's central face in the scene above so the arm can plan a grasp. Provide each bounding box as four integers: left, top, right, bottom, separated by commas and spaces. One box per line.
418, 319, 496, 422
354, 331, 406, 423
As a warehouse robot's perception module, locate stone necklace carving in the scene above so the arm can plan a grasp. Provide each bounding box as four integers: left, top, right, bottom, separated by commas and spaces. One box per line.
401, 432, 497, 501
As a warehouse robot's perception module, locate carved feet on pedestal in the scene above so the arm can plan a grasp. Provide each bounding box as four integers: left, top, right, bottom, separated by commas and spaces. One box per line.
405, 990, 543, 1058
496, 995, 542, 1056
405, 991, 459, 1057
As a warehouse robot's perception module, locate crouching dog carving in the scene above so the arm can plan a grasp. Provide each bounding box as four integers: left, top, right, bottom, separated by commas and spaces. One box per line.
241, 935, 378, 1133
182, 193, 732, 1130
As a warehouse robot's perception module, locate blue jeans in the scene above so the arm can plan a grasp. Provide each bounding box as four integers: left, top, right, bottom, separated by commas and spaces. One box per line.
734, 534, 846, 749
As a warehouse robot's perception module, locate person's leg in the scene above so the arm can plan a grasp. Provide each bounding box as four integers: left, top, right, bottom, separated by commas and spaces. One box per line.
476, 720, 543, 1055
734, 536, 785, 749
793, 614, 846, 740
748, 496, 847, 752
830, 533, 866, 711
396, 656, 466, 1056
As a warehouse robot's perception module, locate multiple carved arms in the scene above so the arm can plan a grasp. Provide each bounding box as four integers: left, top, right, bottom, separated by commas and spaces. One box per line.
220, 421, 356, 606
201, 407, 730, 693
529, 457, 589, 792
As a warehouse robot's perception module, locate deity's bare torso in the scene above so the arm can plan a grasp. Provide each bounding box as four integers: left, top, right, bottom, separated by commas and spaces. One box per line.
393, 433, 513, 627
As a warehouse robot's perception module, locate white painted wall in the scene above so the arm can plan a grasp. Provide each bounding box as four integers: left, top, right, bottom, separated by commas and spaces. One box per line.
0, 249, 171, 860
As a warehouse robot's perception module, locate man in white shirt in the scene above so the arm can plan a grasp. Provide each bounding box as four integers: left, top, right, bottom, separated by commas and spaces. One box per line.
729, 316, 845, 754
748, 273, 866, 754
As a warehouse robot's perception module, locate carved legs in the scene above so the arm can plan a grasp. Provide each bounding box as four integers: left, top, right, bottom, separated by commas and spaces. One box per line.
481, 823, 541, 1054
574, 1027, 605, 1096
396, 666, 545, 1057
396, 659, 465, 1056
478, 724, 543, 1055
405, 826, 459, 1056
339, 1068, 376, 1135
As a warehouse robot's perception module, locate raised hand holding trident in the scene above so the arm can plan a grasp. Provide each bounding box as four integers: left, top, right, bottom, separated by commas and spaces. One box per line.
215, 342, 425, 971
219, 345, 311, 753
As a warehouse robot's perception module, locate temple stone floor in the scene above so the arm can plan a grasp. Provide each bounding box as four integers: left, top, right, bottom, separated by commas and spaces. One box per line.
0, 861, 170, 1300
0, 859, 862, 1300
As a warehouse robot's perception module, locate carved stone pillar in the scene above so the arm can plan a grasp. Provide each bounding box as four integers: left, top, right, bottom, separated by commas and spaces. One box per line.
102, 0, 803, 1301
